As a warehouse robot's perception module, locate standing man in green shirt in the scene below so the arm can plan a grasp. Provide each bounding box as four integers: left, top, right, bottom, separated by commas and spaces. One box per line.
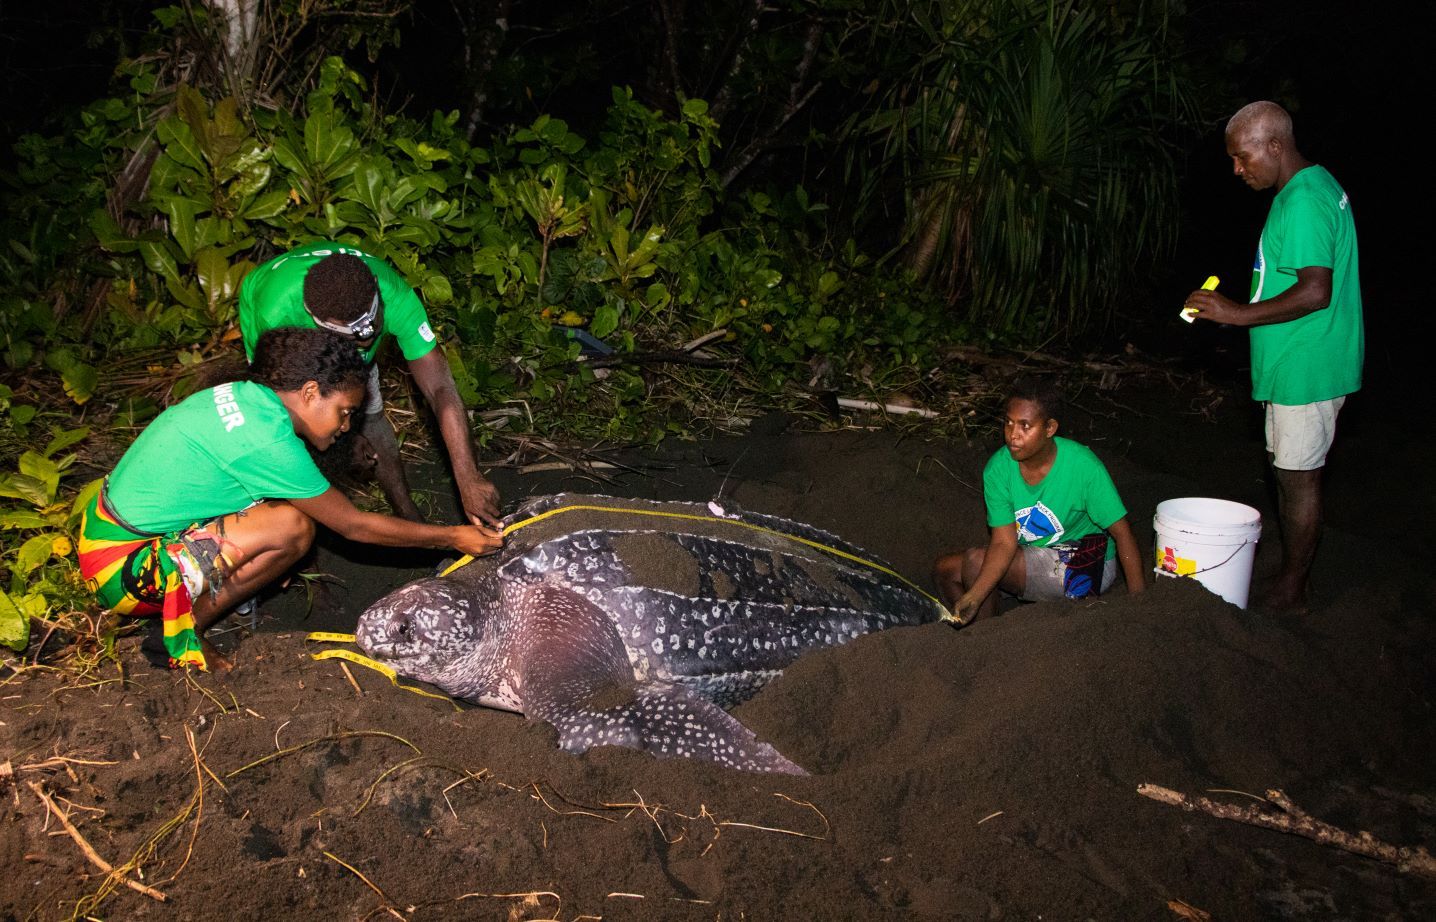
1184, 101, 1363, 610
239, 242, 500, 526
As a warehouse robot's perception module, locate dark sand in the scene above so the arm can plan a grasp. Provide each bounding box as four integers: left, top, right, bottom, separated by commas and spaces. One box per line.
4, 381, 1434, 920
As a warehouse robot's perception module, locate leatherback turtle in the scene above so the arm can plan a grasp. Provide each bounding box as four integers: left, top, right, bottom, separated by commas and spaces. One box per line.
356, 493, 943, 773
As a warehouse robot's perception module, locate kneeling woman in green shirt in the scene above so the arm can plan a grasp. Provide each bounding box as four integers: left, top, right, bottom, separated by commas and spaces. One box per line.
934, 378, 1146, 624
78, 327, 502, 671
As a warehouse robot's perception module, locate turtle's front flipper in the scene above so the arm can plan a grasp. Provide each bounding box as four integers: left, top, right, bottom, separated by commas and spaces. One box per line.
513, 583, 804, 775
533, 679, 805, 775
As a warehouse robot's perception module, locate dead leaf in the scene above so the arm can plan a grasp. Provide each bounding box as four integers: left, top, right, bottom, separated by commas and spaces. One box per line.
1167, 899, 1211, 920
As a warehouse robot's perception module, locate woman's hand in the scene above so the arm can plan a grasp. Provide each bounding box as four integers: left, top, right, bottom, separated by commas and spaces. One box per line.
953, 590, 985, 624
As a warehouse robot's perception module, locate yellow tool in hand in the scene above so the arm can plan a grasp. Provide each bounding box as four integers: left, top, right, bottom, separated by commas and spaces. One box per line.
1181, 276, 1219, 323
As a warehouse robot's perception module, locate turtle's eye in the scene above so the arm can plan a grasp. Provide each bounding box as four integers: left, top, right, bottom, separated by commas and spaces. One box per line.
394, 618, 410, 639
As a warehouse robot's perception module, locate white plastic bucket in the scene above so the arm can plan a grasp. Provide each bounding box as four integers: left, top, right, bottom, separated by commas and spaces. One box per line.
1153, 497, 1263, 608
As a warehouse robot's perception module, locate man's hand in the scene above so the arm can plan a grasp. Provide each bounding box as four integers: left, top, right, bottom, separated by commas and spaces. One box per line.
451, 522, 503, 557
1186, 267, 1331, 328
408, 350, 503, 527
458, 476, 502, 528
1184, 288, 1243, 325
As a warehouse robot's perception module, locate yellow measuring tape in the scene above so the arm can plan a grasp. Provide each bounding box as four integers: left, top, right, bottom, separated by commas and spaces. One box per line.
442, 502, 949, 612
305, 633, 461, 709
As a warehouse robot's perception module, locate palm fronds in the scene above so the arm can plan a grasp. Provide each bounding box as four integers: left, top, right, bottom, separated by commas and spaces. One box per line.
847, 0, 1200, 341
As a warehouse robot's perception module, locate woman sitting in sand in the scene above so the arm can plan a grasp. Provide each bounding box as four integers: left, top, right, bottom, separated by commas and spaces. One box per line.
78, 327, 502, 671
934, 378, 1145, 623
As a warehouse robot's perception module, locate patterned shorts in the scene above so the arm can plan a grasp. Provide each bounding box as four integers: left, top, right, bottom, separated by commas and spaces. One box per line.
1020, 533, 1116, 602
76, 484, 228, 670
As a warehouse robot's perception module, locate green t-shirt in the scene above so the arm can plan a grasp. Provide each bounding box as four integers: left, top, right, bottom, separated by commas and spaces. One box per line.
983, 437, 1126, 561
238, 241, 437, 365
107, 381, 331, 534
1248, 165, 1364, 405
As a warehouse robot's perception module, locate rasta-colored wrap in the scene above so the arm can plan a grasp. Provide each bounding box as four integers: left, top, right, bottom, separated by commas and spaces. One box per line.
77, 488, 208, 671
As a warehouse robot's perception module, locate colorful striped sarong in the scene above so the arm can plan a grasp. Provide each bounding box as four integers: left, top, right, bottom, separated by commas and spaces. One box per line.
77, 487, 208, 670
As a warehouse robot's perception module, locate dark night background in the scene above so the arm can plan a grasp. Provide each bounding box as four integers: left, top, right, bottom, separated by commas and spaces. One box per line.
0, 1, 1421, 372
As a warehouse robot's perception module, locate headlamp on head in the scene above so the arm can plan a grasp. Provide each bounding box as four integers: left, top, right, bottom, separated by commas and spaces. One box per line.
309, 291, 380, 342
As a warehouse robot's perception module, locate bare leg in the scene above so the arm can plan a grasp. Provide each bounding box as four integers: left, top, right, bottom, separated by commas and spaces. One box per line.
357, 410, 423, 522
933, 551, 968, 611
1266, 463, 1322, 610
188, 502, 316, 669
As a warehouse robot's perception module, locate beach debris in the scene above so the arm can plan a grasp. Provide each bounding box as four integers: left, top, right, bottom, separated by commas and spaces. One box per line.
1167, 898, 1211, 920
837, 397, 940, 419
26, 780, 168, 902
1137, 782, 1436, 879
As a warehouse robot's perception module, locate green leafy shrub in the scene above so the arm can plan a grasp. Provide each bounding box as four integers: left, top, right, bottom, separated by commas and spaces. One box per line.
0, 419, 97, 654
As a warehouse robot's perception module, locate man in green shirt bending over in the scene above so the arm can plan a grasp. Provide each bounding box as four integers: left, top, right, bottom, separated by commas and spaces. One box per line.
1184, 101, 1363, 611
239, 242, 500, 526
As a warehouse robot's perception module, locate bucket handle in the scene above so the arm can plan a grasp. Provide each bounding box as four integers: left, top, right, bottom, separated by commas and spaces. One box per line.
1156, 540, 1255, 578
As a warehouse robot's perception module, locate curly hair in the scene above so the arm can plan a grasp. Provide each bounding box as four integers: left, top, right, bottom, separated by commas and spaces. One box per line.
1006, 376, 1064, 423
248, 327, 368, 395
303, 254, 379, 324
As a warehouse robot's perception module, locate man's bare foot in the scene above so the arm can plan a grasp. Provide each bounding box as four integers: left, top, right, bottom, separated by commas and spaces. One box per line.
200, 637, 235, 674
1260, 577, 1309, 613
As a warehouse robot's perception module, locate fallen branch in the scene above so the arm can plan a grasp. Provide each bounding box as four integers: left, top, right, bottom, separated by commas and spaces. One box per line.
26, 781, 168, 902
1137, 783, 1436, 879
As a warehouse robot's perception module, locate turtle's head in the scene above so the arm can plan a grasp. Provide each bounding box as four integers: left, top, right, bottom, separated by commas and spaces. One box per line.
357, 575, 501, 696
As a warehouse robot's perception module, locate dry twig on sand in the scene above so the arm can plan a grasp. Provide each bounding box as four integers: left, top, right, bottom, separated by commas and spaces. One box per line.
225, 729, 420, 778
25, 780, 168, 902
71, 725, 214, 914
1137, 783, 1436, 879
1167, 898, 1212, 920
324, 850, 404, 920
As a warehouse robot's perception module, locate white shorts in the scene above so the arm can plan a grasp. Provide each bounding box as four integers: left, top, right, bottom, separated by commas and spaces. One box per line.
363, 363, 383, 415
1265, 397, 1345, 471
